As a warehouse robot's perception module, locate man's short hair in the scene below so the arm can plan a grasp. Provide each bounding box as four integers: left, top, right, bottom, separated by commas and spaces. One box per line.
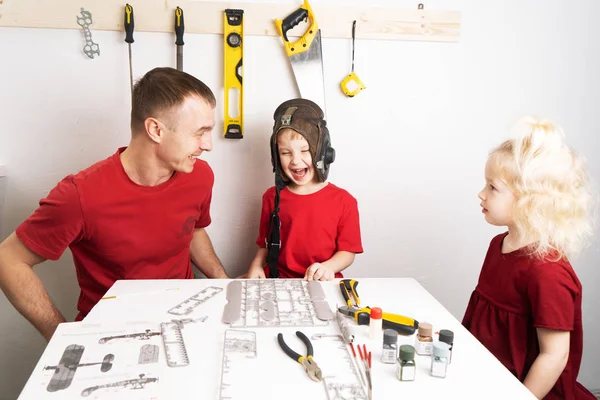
130, 67, 216, 134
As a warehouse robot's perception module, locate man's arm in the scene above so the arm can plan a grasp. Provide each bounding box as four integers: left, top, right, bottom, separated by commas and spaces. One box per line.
523, 328, 570, 399
0, 232, 66, 341
190, 228, 229, 278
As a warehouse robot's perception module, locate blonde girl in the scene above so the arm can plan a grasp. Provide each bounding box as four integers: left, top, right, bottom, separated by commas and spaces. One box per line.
462, 117, 597, 400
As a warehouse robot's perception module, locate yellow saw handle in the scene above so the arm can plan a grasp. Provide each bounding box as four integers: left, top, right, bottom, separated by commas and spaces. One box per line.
274, 0, 318, 57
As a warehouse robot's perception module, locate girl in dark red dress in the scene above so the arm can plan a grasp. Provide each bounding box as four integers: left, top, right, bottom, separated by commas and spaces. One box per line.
462, 117, 597, 399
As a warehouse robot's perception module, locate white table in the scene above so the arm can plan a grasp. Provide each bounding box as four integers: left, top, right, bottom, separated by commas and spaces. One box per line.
19, 278, 536, 399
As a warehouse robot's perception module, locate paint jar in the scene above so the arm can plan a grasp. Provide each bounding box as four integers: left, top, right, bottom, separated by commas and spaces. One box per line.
430, 342, 450, 378
381, 329, 398, 364
369, 307, 383, 341
438, 329, 454, 364
414, 322, 433, 355
396, 345, 416, 381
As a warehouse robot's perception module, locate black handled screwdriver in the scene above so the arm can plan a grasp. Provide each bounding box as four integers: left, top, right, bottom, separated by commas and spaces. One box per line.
175, 6, 185, 71
124, 3, 135, 94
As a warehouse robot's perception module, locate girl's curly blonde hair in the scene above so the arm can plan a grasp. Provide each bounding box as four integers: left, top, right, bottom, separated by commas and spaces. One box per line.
487, 117, 597, 261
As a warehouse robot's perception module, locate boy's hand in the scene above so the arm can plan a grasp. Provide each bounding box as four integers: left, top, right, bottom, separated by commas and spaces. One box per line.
244, 266, 266, 279
304, 263, 334, 281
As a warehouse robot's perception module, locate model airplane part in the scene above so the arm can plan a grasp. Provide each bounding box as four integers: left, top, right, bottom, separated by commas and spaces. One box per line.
138, 344, 159, 364
161, 321, 190, 367
314, 336, 368, 400
219, 330, 258, 400
44, 345, 114, 392
274, 0, 327, 117
168, 286, 223, 316
307, 280, 334, 321
224, 279, 331, 328
222, 280, 243, 323
170, 315, 208, 329
81, 373, 158, 397
98, 328, 160, 344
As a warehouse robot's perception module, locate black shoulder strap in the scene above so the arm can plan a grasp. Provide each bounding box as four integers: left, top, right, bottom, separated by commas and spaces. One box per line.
265, 186, 281, 278
266, 173, 285, 278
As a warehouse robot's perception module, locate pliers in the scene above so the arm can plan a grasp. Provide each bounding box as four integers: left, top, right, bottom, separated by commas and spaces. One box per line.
277, 331, 323, 382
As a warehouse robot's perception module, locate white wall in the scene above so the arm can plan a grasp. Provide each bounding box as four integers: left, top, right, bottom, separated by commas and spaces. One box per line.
1, 1, 599, 398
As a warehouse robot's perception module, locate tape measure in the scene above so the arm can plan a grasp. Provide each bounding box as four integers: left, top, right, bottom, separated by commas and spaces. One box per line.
167, 286, 223, 316
224, 9, 244, 139
160, 322, 189, 367
340, 21, 366, 97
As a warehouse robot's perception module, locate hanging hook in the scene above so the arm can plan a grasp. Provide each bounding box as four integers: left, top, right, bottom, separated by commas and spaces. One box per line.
418, 3, 424, 9
351, 20, 357, 73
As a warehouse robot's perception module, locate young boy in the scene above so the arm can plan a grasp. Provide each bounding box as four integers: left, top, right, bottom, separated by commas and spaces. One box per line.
243, 98, 363, 281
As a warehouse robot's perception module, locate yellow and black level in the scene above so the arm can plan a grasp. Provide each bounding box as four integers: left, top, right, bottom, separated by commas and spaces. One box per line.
224, 9, 244, 139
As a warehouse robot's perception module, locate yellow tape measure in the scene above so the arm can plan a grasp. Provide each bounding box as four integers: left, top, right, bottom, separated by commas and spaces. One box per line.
341, 21, 365, 97
224, 9, 244, 139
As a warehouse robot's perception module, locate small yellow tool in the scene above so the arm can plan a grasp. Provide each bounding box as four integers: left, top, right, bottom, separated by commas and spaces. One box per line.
340, 21, 366, 97
339, 279, 361, 307
224, 9, 244, 139
339, 306, 419, 336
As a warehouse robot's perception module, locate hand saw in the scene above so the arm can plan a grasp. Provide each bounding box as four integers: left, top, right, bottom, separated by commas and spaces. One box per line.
224, 9, 244, 139
275, 0, 327, 117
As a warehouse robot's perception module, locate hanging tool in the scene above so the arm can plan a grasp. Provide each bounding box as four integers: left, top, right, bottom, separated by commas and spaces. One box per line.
76, 8, 100, 59
277, 331, 322, 382
340, 21, 366, 97
223, 9, 244, 139
124, 4, 135, 95
174, 6, 185, 71
339, 279, 361, 308
338, 305, 419, 336
274, 0, 327, 117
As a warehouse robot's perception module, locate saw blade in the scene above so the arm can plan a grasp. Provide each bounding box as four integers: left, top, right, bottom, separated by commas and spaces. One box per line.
288, 29, 326, 115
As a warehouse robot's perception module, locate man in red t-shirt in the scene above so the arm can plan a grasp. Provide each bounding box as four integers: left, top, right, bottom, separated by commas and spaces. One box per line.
242, 98, 363, 280
0, 67, 229, 341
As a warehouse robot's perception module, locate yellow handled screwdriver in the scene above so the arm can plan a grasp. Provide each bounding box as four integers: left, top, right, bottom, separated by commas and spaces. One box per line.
124, 4, 135, 95
174, 6, 185, 71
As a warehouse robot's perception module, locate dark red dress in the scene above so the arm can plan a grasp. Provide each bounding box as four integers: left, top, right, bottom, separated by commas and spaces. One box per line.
462, 232, 594, 399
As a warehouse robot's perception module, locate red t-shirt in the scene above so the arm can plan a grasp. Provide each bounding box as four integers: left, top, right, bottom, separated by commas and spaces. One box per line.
16, 147, 214, 320
462, 232, 594, 400
256, 183, 363, 278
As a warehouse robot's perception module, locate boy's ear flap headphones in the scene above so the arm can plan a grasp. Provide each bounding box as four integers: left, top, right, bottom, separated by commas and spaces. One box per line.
314, 121, 335, 182
270, 99, 335, 182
